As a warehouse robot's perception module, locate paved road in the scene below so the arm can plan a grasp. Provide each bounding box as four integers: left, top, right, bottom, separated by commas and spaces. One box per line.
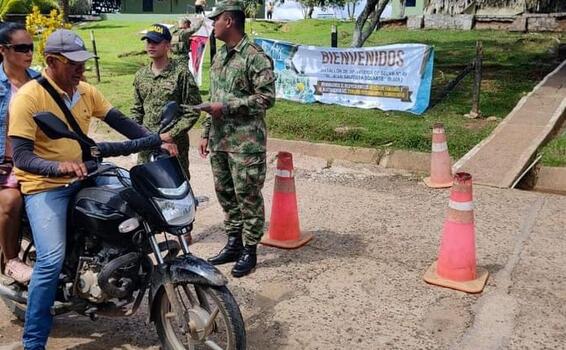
1, 150, 564, 349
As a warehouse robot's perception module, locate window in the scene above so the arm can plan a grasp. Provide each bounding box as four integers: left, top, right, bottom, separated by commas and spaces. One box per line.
406, 0, 416, 7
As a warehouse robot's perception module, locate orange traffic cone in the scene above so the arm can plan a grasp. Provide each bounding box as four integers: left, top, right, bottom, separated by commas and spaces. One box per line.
423, 172, 489, 293
261, 152, 313, 249
424, 123, 453, 188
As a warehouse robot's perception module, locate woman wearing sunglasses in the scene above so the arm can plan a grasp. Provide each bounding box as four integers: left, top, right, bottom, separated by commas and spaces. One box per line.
0, 22, 38, 283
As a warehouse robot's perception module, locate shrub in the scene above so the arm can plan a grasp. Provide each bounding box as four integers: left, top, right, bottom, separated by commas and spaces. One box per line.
0, 0, 58, 18
26, 6, 71, 63
0, 0, 31, 16
32, 0, 58, 13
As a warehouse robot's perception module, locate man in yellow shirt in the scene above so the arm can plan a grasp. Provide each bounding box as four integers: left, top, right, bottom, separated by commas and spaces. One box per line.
8, 29, 175, 350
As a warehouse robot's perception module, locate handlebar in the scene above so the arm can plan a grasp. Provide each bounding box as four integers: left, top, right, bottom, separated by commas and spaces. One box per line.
64, 163, 119, 187
96, 133, 162, 158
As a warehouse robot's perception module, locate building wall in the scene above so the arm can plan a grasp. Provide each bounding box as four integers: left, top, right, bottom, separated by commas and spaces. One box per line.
391, 0, 429, 19
121, 0, 213, 14
121, 0, 265, 18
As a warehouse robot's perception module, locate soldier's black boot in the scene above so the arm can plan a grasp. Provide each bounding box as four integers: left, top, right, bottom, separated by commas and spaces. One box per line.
207, 234, 243, 265
231, 245, 257, 278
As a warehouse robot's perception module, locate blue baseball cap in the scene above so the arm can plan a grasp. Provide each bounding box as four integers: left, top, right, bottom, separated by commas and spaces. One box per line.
141, 24, 172, 43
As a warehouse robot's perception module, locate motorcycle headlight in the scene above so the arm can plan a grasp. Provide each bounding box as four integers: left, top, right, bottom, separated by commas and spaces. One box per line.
153, 195, 196, 226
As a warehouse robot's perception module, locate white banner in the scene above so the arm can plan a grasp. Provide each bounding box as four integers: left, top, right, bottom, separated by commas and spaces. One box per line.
255, 38, 434, 115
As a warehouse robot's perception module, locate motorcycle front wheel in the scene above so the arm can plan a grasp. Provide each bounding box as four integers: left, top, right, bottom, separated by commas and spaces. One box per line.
154, 283, 246, 350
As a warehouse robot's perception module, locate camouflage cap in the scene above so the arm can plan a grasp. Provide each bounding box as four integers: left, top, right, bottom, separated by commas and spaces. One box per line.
207, 0, 245, 19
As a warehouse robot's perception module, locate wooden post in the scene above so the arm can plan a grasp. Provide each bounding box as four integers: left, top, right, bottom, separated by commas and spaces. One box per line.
210, 30, 216, 63
469, 41, 483, 118
331, 25, 338, 48
429, 63, 474, 109
90, 30, 101, 83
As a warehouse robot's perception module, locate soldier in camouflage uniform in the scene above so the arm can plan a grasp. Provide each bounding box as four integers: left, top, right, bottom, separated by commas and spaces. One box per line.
171, 17, 203, 64
132, 24, 202, 176
198, 0, 276, 277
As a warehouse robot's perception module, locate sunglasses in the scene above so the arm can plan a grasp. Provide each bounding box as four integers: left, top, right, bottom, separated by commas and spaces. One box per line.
3, 43, 34, 53
48, 54, 85, 67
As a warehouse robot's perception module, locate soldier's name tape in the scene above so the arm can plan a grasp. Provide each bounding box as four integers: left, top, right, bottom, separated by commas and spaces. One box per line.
275, 169, 293, 178
432, 128, 445, 134
448, 200, 474, 211
432, 142, 448, 153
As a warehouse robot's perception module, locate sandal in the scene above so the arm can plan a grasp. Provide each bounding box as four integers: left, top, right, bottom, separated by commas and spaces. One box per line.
5, 258, 33, 284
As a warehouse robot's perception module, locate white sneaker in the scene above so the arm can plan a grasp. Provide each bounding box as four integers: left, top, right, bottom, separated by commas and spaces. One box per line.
5, 258, 32, 284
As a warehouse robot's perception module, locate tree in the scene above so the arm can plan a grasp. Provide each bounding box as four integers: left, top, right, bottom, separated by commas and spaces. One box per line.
351, 0, 566, 48
59, 0, 69, 21
298, 0, 317, 18
345, 0, 360, 21
296, 0, 345, 19
351, 0, 391, 47
242, 0, 263, 18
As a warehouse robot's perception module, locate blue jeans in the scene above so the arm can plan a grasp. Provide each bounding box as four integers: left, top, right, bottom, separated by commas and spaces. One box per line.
22, 169, 128, 349
22, 182, 81, 350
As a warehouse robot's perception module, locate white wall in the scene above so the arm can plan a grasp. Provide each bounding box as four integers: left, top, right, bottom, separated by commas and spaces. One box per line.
267, 1, 392, 21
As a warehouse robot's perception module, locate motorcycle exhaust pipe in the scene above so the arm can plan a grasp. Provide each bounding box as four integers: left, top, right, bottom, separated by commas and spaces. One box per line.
0, 283, 27, 304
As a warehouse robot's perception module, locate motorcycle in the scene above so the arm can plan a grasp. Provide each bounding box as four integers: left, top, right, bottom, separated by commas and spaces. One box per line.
0, 102, 246, 350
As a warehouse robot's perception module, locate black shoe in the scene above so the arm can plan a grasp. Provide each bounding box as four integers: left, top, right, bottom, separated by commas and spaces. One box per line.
208, 235, 243, 265
231, 245, 257, 278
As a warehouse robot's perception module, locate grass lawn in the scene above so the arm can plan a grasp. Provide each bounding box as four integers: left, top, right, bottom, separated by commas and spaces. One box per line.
65, 16, 564, 163
541, 130, 566, 167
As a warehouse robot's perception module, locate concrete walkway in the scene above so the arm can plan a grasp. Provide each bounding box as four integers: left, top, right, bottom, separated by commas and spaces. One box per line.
453, 59, 566, 188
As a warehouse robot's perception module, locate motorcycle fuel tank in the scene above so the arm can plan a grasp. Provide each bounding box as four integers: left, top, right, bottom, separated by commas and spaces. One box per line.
72, 185, 138, 247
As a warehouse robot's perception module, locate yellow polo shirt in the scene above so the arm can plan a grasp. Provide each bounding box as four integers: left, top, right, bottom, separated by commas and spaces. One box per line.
8, 73, 112, 194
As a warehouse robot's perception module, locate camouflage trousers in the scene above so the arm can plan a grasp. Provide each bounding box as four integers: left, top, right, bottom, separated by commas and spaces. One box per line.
210, 152, 267, 245
138, 132, 191, 179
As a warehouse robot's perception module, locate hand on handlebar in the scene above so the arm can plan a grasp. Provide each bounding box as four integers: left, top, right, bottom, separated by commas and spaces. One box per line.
161, 142, 178, 156
158, 132, 178, 156
159, 132, 174, 143
58, 161, 88, 179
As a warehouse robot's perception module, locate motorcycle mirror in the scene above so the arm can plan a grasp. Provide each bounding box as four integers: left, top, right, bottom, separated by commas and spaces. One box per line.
158, 101, 178, 133
33, 112, 79, 141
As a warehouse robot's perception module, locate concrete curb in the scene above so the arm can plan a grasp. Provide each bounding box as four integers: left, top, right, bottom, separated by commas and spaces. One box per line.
533, 166, 566, 195
189, 129, 566, 194
189, 129, 434, 173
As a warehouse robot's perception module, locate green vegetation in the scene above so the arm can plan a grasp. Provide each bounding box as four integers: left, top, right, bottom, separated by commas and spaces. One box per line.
541, 131, 566, 167
0, 0, 58, 17
72, 17, 564, 162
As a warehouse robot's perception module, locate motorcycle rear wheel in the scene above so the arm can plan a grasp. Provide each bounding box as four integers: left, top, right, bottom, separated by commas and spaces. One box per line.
154, 283, 246, 350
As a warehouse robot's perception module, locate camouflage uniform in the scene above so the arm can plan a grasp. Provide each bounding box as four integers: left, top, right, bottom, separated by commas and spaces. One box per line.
202, 34, 276, 245
171, 21, 202, 63
132, 59, 202, 176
